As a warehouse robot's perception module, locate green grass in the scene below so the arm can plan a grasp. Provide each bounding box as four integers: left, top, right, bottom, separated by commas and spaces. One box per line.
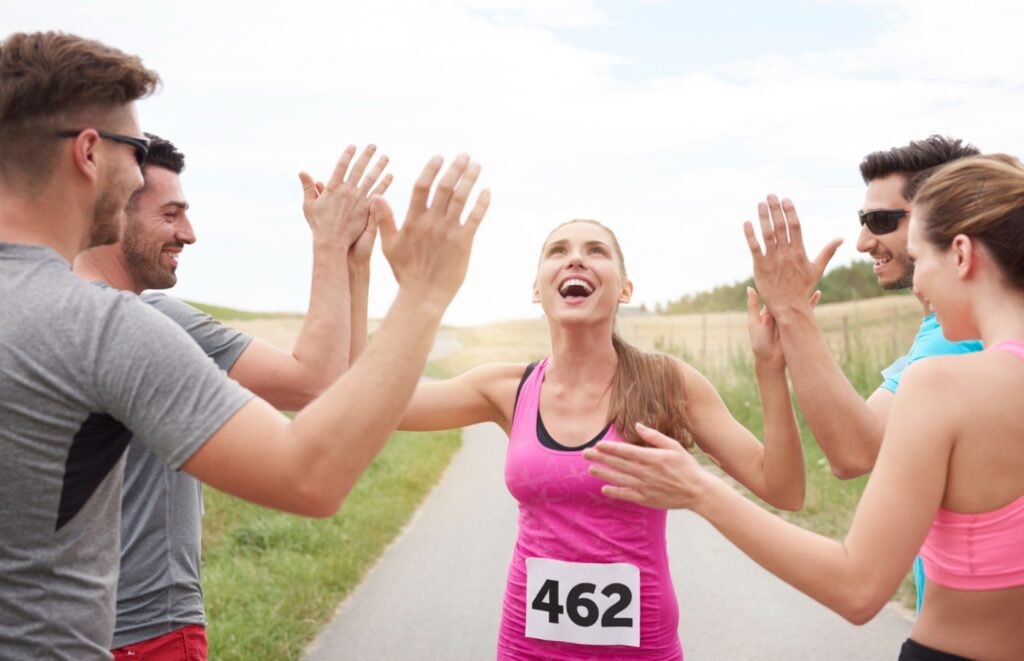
185, 300, 303, 322
201, 429, 462, 660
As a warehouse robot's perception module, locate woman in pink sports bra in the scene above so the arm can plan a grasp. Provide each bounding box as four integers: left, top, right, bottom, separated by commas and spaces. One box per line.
588, 154, 1024, 661
398, 219, 808, 659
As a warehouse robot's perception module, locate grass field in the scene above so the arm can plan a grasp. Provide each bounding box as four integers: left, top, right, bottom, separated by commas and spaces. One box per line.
202, 429, 461, 660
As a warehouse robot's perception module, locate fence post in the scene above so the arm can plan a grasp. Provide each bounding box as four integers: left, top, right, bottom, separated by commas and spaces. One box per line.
891, 305, 899, 356
842, 315, 851, 365
701, 314, 707, 365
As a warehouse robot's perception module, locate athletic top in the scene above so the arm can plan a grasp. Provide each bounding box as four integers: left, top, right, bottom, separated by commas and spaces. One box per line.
0, 243, 253, 659
918, 340, 1024, 591
113, 292, 253, 648
498, 358, 683, 660
879, 313, 983, 393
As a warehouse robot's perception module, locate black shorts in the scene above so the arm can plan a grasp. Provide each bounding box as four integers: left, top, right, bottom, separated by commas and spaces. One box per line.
898, 638, 974, 661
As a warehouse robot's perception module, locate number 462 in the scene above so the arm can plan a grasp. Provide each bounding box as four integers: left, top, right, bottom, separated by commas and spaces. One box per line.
531, 579, 633, 628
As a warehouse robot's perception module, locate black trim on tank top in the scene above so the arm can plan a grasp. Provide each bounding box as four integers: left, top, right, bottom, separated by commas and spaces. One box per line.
537, 413, 611, 452
513, 361, 539, 413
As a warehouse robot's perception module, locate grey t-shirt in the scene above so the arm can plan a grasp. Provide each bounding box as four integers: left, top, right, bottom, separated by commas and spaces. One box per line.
0, 244, 253, 659
113, 292, 253, 648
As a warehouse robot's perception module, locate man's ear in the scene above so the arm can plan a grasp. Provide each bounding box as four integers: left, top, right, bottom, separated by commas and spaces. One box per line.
70, 129, 102, 184
532, 280, 541, 303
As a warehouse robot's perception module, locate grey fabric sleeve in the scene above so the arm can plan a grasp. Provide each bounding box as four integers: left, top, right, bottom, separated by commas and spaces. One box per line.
141, 292, 253, 372
92, 293, 254, 470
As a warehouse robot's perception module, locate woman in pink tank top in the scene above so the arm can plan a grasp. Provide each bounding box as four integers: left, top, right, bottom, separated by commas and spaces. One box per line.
400, 219, 808, 659
588, 155, 1024, 661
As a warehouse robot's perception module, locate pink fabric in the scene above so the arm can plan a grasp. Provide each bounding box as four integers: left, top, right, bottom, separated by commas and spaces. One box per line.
919, 494, 1024, 590
992, 339, 1024, 361
497, 358, 683, 660
918, 340, 1024, 591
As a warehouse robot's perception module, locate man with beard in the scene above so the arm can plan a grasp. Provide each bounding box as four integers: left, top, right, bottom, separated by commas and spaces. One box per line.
73, 134, 390, 659
741, 135, 983, 610
0, 31, 490, 658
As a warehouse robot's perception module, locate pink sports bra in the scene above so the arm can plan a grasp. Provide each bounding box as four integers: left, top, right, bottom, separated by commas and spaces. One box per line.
918, 340, 1024, 591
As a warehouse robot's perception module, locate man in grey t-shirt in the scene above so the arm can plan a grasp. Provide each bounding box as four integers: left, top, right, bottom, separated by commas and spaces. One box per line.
1, 32, 490, 658
74, 134, 389, 656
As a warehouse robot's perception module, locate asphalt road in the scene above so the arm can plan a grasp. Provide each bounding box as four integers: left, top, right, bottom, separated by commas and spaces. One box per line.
305, 423, 912, 660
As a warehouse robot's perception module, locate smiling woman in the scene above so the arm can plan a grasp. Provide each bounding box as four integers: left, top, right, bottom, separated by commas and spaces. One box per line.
393, 218, 808, 659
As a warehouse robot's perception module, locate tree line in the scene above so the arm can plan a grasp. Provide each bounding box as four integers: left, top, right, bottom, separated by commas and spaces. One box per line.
654, 260, 900, 315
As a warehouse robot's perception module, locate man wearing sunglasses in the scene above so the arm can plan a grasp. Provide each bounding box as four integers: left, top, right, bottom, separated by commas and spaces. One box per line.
72, 134, 390, 659
0, 31, 489, 659
743, 135, 983, 611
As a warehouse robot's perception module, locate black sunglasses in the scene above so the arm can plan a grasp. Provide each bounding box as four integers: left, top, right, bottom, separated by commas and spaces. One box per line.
56, 129, 151, 167
858, 208, 908, 235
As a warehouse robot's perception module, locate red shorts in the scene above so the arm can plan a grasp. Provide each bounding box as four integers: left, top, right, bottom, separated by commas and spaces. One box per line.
111, 624, 207, 661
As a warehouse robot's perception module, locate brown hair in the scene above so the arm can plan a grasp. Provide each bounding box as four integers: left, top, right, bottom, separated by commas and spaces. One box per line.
859, 135, 980, 200
0, 32, 160, 188
913, 154, 1024, 292
543, 220, 693, 447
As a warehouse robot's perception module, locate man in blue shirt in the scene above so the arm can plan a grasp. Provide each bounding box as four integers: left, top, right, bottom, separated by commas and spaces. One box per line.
742, 136, 983, 610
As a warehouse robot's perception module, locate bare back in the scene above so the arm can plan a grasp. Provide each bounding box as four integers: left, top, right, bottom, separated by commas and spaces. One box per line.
911, 348, 1024, 660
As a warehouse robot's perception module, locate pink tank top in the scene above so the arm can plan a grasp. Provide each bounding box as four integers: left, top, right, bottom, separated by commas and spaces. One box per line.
497, 359, 683, 660
918, 340, 1024, 591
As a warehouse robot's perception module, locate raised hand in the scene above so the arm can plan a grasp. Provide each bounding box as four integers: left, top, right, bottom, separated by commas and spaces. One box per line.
747, 286, 821, 368
372, 154, 490, 308
583, 423, 708, 510
298, 144, 391, 249
743, 195, 842, 317
350, 199, 382, 268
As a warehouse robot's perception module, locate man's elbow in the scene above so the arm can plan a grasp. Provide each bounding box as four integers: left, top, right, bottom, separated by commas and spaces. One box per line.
291, 479, 349, 519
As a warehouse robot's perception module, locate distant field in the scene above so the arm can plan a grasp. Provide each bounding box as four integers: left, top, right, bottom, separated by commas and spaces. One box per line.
216, 294, 922, 372
425, 293, 922, 376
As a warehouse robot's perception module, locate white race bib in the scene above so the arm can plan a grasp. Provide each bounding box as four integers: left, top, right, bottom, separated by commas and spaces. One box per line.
524, 557, 640, 647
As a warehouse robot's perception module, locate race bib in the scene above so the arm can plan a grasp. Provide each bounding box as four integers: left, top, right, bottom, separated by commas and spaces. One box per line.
524, 557, 640, 647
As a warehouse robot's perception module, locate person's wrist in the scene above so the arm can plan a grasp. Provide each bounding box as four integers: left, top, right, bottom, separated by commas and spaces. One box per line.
390, 287, 449, 328
349, 258, 371, 276
691, 470, 729, 519
753, 353, 785, 373
771, 298, 815, 326
312, 234, 351, 253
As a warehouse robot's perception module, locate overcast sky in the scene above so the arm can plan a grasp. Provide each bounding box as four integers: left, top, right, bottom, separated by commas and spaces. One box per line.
6, 0, 1023, 324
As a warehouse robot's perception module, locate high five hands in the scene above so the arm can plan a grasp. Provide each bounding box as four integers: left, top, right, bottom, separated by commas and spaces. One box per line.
299, 144, 392, 251
743, 195, 842, 318
372, 154, 490, 308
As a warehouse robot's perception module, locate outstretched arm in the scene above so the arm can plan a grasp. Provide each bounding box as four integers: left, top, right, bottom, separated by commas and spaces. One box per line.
183, 154, 491, 517
398, 362, 526, 433
745, 195, 888, 479
586, 360, 953, 623
227, 145, 391, 410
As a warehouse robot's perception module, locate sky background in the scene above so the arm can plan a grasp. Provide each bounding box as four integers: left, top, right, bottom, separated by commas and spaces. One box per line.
6, 0, 1024, 325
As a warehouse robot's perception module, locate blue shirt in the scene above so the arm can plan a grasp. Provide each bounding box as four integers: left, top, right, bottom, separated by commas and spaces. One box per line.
878, 312, 982, 613
879, 313, 983, 393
